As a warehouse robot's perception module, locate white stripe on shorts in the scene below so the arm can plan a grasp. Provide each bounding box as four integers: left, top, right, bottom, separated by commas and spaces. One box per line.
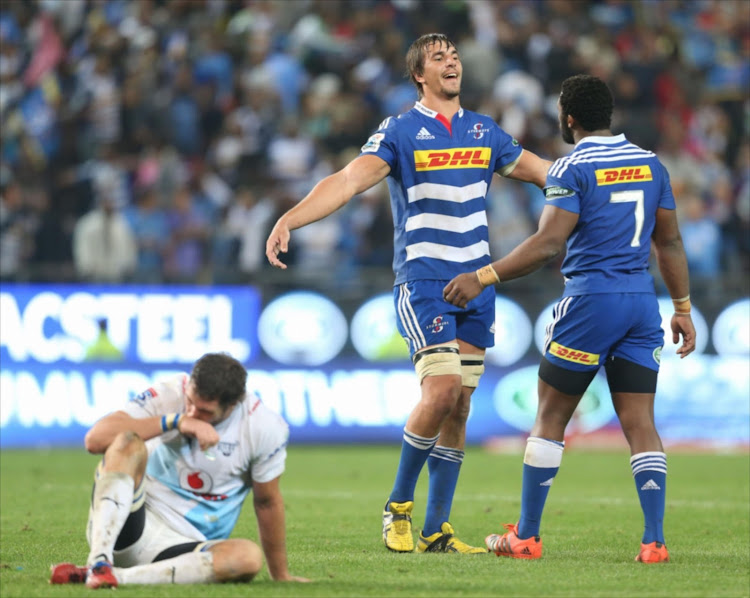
397, 283, 426, 352
543, 296, 573, 354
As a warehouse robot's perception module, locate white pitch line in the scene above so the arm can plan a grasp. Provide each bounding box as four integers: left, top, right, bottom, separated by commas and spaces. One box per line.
283, 489, 749, 510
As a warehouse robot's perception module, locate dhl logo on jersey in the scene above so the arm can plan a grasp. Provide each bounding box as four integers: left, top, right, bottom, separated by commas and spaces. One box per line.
548, 341, 599, 365
414, 147, 491, 171
595, 165, 652, 185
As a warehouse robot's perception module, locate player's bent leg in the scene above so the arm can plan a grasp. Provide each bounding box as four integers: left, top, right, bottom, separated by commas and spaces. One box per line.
208, 539, 263, 582
112, 547, 216, 586
87, 433, 148, 569
98, 430, 149, 483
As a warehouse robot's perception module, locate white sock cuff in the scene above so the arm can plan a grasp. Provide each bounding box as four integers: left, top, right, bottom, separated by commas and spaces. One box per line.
403, 428, 439, 450
523, 437, 564, 468
429, 445, 465, 463
630, 451, 667, 476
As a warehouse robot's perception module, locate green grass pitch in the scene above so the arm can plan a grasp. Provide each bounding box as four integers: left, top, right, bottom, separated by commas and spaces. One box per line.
1, 445, 748, 597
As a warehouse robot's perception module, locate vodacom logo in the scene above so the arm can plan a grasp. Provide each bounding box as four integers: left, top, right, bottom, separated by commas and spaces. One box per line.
179, 470, 214, 493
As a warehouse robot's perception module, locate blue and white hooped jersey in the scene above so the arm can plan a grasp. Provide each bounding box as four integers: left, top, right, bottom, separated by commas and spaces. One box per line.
360, 102, 523, 284
544, 134, 676, 296
122, 374, 288, 541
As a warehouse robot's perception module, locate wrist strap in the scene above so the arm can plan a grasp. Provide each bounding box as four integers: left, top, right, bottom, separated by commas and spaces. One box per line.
672, 295, 691, 314
476, 264, 500, 288
160, 413, 182, 433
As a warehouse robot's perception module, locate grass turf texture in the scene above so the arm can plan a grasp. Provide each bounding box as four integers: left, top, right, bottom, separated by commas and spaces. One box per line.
1, 446, 748, 597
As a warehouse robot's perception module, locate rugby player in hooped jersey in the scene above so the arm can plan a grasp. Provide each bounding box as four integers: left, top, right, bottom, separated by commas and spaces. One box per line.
50, 352, 308, 588
266, 33, 551, 553
444, 75, 696, 563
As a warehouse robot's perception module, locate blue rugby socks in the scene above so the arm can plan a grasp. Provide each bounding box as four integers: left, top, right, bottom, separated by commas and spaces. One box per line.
517, 437, 564, 540
631, 451, 667, 544
423, 446, 464, 536
388, 429, 439, 504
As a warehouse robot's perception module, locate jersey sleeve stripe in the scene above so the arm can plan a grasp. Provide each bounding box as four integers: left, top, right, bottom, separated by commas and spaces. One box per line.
405, 211, 488, 233
407, 181, 488, 203
552, 149, 656, 177
405, 240, 490, 263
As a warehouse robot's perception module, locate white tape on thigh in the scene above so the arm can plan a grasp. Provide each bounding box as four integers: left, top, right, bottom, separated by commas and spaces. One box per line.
413, 342, 461, 382
460, 353, 485, 388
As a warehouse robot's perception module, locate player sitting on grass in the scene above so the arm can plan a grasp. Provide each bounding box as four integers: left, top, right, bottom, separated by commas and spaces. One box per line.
443, 75, 696, 563
50, 352, 308, 588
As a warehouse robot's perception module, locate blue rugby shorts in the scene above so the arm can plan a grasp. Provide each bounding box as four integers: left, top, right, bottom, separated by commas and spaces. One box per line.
393, 280, 495, 357
542, 293, 664, 372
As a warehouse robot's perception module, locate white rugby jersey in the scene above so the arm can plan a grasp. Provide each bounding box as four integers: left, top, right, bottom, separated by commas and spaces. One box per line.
360, 102, 523, 284
122, 374, 289, 541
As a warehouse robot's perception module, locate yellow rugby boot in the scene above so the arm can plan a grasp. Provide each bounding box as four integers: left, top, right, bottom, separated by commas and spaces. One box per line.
417, 522, 487, 554
382, 500, 414, 552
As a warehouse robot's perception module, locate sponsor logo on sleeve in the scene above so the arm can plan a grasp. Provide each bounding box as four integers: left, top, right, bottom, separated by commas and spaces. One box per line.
131, 387, 157, 405
544, 186, 576, 199
595, 165, 653, 185
414, 147, 491, 171
548, 341, 599, 365
361, 133, 385, 153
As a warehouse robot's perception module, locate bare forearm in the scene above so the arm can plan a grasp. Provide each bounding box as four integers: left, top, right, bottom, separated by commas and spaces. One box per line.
282, 172, 355, 231
493, 233, 562, 282
84, 412, 164, 454
254, 499, 290, 581
655, 238, 690, 300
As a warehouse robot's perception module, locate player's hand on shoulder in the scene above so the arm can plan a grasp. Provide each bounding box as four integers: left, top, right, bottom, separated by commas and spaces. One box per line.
177, 416, 220, 451
265, 219, 290, 269
443, 273, 483, 308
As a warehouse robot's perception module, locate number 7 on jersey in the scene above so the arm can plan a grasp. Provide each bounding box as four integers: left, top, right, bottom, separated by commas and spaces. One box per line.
610, 190, 644, 247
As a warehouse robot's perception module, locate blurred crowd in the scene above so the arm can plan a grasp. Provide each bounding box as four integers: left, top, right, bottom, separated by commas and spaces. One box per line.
0, 0, 748, 288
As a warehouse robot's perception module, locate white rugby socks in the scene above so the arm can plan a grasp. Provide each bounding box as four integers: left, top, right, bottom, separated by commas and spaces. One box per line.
114, 551, 216, 585
87, 472, 134, 567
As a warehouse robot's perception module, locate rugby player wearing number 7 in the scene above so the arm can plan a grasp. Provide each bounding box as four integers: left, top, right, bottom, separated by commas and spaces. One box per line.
443, 75, 696, 563
266, 33, 550, 553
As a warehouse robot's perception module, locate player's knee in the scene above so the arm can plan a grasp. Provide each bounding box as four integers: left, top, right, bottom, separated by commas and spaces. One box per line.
230, 540, 263, 582
103, 431, 147, 469
445, 392, 472, 426
424, 380, 464, 421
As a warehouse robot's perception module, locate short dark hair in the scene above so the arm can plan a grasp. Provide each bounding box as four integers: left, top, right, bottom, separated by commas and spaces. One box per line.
559, 75, 614, 132
190, 352, 247, 409
405, 33, 456, 99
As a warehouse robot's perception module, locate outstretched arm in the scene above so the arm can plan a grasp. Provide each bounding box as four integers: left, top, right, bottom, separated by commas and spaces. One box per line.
503, 149, 552, 189
253, 476, 309, 582
265, 154, 391, 269
652, 207, 696, 358
443, 205, 578, 308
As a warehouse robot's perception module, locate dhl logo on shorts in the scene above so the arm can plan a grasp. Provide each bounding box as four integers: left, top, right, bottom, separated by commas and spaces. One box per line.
595, 165, 652, 185
549, 341, 599, 365
414, 147, 491, 171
